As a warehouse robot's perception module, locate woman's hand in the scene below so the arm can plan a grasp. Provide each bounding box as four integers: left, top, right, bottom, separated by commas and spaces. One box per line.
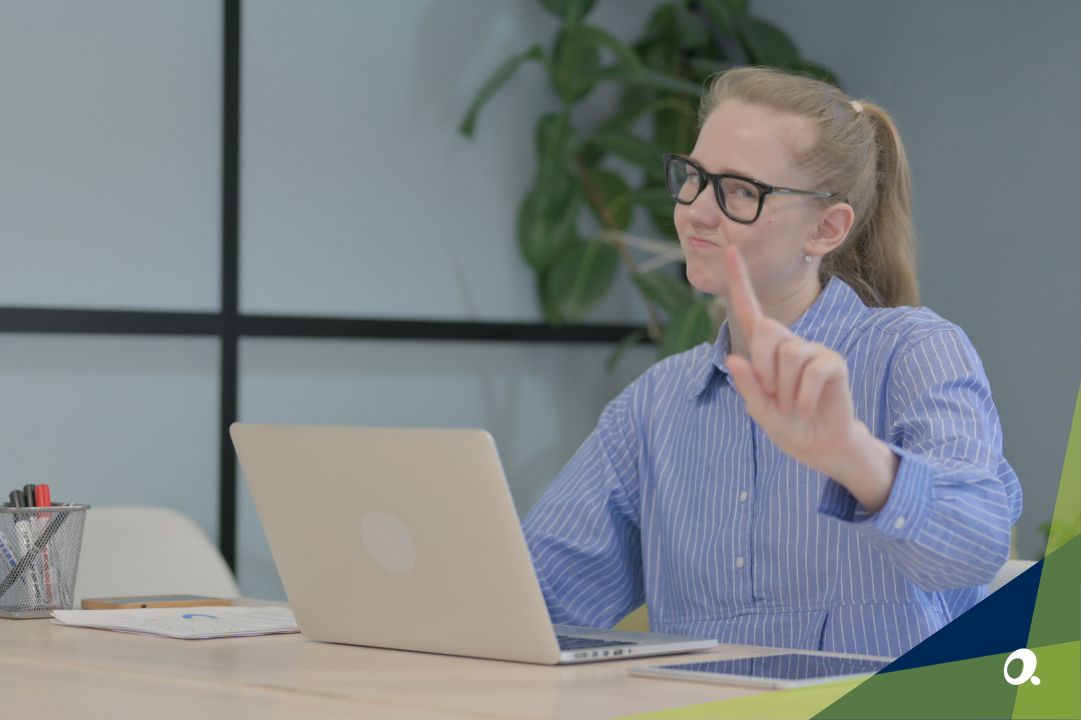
722, 245, 898, 512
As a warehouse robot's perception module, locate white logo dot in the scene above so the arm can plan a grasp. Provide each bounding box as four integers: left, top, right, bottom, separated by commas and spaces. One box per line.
360, 510, 417, 575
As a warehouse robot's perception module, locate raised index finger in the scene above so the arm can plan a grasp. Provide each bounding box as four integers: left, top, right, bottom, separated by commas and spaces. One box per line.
723, 245, 764, 340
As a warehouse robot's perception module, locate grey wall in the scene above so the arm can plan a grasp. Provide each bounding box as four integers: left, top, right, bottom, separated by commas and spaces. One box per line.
0, 1, 222, 543
754, 0, 1081, 558
240, 0, 649, 322
0, 0, 220, 310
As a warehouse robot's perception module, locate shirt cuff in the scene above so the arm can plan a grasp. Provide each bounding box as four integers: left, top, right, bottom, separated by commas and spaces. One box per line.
817, 445, 932, 543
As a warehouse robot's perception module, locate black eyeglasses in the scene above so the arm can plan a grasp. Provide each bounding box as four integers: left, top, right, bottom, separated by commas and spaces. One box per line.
663, 154, 836, 224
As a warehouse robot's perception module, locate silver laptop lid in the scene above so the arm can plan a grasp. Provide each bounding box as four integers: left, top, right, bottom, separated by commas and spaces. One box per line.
231, 424, 563, 664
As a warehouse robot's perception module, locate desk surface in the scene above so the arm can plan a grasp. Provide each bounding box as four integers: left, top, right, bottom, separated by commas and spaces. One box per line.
1, 609, 837, 719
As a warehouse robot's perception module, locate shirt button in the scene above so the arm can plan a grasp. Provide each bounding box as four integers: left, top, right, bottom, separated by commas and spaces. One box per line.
735, 556, 745, 569
894, 516, 907, 530
738, 490, 749, 502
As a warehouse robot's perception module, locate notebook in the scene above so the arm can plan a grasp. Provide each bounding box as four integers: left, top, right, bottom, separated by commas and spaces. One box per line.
230, 424, 717, 665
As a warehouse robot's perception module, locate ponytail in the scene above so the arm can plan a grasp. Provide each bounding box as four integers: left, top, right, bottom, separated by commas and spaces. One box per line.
821, 102, 919, 307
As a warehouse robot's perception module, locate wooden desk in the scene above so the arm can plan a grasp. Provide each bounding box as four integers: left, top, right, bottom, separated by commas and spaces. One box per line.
0, 613, 790, 719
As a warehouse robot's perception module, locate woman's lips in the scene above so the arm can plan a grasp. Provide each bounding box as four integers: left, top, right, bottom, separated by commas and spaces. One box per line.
687, 236, 721, 250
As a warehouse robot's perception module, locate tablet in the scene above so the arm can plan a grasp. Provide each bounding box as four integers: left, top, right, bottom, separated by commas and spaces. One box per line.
629, 652, 890, 689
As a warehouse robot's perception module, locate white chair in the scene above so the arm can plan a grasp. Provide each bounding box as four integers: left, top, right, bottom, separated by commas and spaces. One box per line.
989, 559, 1036, 594
73, 506, 240, 603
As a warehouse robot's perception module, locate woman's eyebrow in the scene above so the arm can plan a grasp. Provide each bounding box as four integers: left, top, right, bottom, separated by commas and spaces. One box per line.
685, 155, 760, 180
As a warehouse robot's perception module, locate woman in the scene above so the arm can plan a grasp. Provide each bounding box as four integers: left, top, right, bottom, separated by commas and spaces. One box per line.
522, 67, 1022, 658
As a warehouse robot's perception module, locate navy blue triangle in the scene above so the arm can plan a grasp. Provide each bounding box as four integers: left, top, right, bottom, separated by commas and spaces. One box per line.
880, 560, 1043, 674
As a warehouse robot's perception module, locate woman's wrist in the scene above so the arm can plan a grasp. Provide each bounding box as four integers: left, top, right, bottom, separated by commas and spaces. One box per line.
814, 422, 899, 514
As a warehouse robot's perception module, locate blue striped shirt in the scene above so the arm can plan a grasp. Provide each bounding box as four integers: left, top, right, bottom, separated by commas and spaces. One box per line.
523, 276, 1022, 658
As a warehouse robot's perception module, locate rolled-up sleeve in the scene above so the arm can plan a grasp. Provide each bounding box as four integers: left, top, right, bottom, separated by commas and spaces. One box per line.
522, 385, 645, 628
818, 327, 1023, 591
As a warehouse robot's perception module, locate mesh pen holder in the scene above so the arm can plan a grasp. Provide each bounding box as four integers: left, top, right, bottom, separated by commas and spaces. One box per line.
0, 504, 89, 619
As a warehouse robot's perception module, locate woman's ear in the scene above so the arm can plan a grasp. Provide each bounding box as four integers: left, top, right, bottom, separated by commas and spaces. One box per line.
806, 202, 855, 257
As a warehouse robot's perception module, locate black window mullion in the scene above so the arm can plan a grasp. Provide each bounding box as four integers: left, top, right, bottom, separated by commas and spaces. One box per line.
219, 0, 241, 571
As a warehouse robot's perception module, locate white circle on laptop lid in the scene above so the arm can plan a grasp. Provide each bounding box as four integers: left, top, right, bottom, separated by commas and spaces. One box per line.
359, 510, 417, 574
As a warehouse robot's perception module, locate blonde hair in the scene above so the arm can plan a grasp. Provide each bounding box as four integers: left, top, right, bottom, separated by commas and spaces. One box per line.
699, 66, 918, 307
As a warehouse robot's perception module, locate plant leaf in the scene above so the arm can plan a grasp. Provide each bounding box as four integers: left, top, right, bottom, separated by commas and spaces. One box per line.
653, 100, 697, 156
633, 186, 679, 240
674, 5, 710, 50
613, 66, 703, 97
459, 45, 545, 137
647, 206, 679, 241
633, 271, 694, 315
631, 187, 676, 215
585, 169, 633, 230
573, 25, 643, 69
699, 0, 738, 35
539, 0, 596, 23
543, 239, 619, 321
551, 24, 646, 104
687, 56, 734, 78
588, 131, 666, 177
536, 113, 571, 159
658, 300, 713, 358
641, 3, 678, 45
639, 39, 683, 76
737, 16, 799, 68
552, 27, 602, 102
539, 275, 564, 325
536, 113, 575, 187
598, 95, 696, 136
606, 328, 648, 371
517, 179, 580, 272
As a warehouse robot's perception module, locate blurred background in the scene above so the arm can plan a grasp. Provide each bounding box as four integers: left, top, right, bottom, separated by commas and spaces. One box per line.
1, 0, 1077, 600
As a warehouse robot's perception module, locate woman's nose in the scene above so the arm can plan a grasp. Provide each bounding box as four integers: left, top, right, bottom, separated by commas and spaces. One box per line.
683, 183, 723, 226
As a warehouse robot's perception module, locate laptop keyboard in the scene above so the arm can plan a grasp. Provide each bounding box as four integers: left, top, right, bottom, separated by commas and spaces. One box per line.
556, 635, 637, 651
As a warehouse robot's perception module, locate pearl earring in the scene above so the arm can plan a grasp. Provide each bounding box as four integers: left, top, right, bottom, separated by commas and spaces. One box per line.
804, 255, 813, 264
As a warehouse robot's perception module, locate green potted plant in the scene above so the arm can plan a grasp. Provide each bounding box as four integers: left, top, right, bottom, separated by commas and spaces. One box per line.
461, 0, 835, 363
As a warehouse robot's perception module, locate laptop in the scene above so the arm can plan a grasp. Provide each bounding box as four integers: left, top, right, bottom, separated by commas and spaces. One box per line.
230, 424, 717, 665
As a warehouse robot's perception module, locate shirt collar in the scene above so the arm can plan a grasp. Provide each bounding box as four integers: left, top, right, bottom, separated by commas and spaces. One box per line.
687, 276, 867, 401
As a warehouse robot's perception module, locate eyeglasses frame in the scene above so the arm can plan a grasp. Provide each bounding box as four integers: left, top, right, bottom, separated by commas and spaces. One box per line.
663, 153, 836, 225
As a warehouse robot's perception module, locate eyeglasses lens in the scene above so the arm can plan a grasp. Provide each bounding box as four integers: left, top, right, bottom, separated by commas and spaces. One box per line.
666, 157, 702, 204
717, 177, 761, 222
666, 157, 761, 222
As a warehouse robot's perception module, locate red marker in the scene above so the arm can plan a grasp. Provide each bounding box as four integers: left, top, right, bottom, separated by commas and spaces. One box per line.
33, 484, 54, 603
